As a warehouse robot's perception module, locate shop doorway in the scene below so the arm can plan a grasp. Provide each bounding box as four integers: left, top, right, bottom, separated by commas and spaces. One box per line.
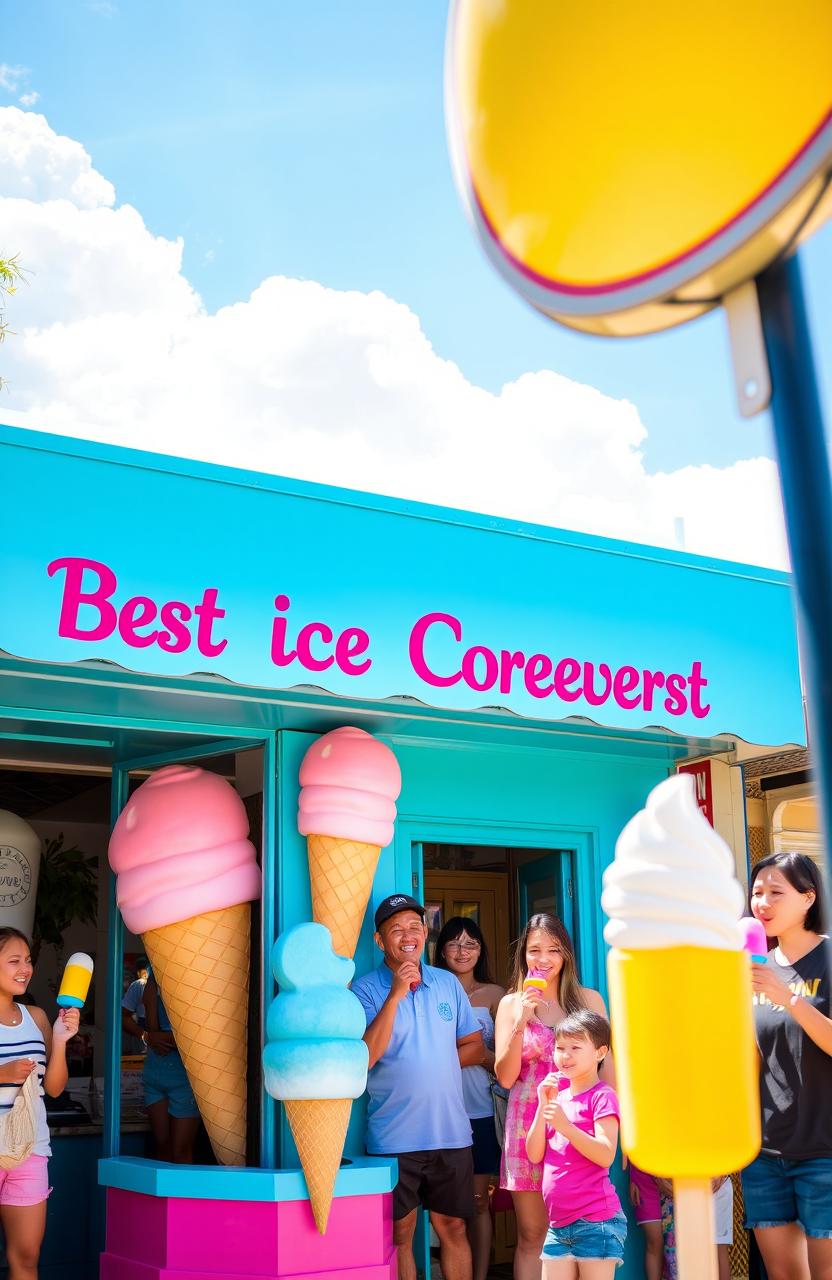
422, 843, 575, 986
0, 737, 270, 1154
419, 840, 576, 1277
0, 727, 272, 1277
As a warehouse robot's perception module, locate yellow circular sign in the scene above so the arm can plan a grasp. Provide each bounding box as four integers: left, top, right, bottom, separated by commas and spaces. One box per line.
447, 1, 832, 335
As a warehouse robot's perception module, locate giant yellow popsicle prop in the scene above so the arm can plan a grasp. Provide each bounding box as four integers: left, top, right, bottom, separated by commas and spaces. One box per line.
601, 775, 759, 1280
446, 1, 832, 337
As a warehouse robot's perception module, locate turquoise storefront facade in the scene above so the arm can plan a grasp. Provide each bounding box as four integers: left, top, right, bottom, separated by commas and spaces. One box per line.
0, 425, 801, 743
0, 422, 805, 1279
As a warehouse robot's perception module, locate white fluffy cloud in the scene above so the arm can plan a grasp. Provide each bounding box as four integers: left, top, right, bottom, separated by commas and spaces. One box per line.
0, 106, 788, 569
0, 66, 28, 93
0, 107, 114, 209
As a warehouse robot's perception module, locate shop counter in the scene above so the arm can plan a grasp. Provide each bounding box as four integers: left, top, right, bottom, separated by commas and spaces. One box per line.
99, 1155, 398, 1280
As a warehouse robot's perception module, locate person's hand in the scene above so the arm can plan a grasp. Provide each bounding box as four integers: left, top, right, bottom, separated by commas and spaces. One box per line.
52, 1008, 80, 1043
751, 962, 792, 1009
390, 961, 421, 1001
144, 1030, 173, 1056
542, 1098, 570, 1134
516, 987, 540, 1027
629, 1181, 641, 1208
536, 1072, 559, 1107
0, 1058, 38, 1085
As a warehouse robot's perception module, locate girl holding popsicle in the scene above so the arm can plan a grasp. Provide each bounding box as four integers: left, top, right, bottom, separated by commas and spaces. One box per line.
0, 928, 81, 1280
435, 916, 506, 1280
743, 851, 832, 1280
526, 1009, 626, 1277
495, 913, 610, 1280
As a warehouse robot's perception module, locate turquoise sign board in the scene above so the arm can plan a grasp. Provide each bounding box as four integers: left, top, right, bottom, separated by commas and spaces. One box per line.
0, 424, 804, 744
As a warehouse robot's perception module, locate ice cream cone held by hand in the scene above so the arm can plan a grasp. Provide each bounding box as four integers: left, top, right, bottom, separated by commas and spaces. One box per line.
298, 727, 402, 959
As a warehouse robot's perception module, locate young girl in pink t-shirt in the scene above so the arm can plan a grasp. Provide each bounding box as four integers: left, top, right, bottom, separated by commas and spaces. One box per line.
526, 1010, 627, 1277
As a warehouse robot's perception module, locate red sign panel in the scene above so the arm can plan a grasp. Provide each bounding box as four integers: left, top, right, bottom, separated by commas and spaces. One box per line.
678, 760, 714, 827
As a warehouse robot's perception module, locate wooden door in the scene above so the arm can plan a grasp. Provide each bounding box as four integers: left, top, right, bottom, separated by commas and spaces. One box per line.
422, 870, 511, 987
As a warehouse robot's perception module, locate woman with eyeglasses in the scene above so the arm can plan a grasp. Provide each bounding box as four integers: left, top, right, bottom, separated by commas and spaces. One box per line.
494, 912, 609, 1280
435, 916, 506, 1280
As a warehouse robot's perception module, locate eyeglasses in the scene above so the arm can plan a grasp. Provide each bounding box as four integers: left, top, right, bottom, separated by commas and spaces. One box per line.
446, 941, 480, 952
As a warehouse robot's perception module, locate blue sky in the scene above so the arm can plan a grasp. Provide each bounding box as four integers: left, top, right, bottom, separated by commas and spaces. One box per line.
2, 0, 830, 478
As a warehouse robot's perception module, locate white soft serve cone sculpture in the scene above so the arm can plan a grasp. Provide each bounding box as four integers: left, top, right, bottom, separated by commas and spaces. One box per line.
601, 775, 759, 1280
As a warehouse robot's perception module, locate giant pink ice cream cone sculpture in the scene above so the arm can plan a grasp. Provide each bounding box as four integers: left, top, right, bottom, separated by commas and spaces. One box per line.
298, 728, 401, 959
109, 765, 260, 1165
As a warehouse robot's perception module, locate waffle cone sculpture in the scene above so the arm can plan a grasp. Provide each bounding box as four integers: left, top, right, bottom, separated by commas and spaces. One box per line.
298, 728, 401, 958
143, 902, 251, 1165
109, 766, 261, 1166
263, 923, 369, 1232
305, 835, 380, 960
284, 1097, 352, 1232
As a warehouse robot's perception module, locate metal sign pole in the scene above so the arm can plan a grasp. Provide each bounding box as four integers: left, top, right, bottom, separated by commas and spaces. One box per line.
756, 251, 832, 904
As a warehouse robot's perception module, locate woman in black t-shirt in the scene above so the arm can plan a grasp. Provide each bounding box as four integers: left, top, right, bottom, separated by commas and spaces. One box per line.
742, 851, 832, 1280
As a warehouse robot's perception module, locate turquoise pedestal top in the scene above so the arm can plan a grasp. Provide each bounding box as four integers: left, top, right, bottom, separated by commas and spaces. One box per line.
99, 1155, 398, 1202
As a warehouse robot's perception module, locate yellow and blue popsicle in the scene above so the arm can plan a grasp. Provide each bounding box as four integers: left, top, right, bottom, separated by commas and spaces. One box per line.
57, 953, 94, 1008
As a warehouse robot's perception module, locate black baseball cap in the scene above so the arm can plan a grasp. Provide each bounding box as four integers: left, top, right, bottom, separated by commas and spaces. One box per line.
374, 894, 426, 931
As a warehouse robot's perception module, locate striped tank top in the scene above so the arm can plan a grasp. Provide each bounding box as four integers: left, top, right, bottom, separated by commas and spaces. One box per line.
0, 1004, 51, 1156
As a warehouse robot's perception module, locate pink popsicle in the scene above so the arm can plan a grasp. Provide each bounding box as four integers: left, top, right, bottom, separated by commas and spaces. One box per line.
543, 1075, 568, 1105
740, 917, 768, 963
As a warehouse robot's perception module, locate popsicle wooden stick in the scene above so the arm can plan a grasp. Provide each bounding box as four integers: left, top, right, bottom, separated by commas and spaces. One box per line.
673, 1178, 718, 1280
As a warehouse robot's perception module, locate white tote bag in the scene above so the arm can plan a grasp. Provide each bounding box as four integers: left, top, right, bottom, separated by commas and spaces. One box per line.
0, 1069, 39, 1169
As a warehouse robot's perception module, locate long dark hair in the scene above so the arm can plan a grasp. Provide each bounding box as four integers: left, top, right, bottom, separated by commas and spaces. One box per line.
434, 916, 494, 984
751, 852, 826, 934
509, 912, 583, 1014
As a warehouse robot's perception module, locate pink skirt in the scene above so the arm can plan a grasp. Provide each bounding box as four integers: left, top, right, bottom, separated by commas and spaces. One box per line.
500, 1066, 547, 1192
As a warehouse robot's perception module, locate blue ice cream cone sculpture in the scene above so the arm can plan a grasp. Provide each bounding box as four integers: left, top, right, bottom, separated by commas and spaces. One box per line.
263, 922, 368, 1232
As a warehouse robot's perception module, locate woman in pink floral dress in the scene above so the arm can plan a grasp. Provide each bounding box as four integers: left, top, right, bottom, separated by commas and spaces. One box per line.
494, 912, 610, 1280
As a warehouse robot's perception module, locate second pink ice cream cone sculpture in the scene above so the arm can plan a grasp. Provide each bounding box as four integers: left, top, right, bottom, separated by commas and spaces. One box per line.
298, 727, 402, 959
108, 765, 261, 1166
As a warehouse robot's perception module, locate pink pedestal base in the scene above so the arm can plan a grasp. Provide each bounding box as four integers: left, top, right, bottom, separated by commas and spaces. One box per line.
101, 1188, 396, 1279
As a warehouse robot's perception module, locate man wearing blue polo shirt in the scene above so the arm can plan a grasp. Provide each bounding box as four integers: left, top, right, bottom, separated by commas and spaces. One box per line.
352, 894, 484, 1280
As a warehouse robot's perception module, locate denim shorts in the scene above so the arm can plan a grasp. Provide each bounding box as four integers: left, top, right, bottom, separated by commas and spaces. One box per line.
542, 1211, 627, 1264
143, 1049, 199, 1118
742, 1152, 832, 1238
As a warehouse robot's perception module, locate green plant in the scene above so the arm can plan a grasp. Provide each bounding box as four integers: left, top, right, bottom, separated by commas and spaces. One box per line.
32, 834, 98, 963
0, 254, 26, 390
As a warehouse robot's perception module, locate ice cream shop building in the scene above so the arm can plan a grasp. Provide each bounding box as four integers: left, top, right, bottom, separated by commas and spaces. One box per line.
0, 422, 805, 1280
